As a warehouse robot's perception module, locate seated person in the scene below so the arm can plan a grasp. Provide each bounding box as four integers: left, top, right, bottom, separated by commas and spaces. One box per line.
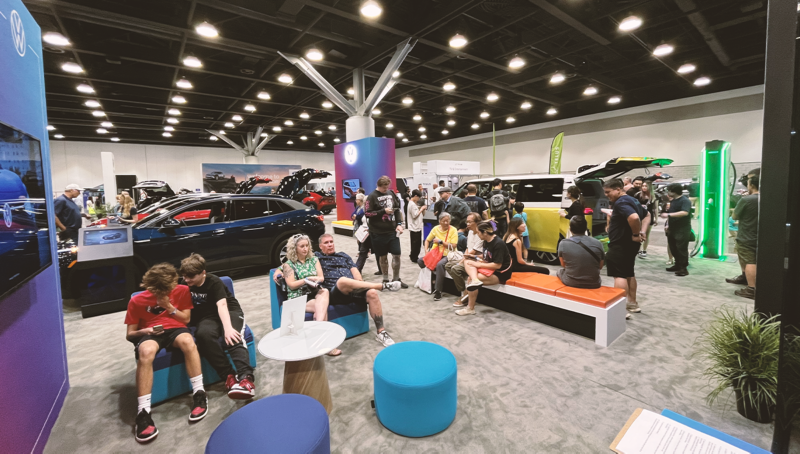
557, 217, 605, 289
456, 220, 468, 253
447, 212, 483, 305
180, 253, 255, 400
274, 233, 399, 347
125, 263, 208, 444
453, 220, 512, 316
512, 202, 530, 258
504, 218, 549, 274
417, 212, 458, 301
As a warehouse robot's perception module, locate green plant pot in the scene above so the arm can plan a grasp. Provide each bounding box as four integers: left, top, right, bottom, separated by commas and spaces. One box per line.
735, 386, 774, 423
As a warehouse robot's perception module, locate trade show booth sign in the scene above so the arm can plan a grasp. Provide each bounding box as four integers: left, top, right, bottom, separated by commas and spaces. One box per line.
201, 163, 300, 193
334, 137, 396, 221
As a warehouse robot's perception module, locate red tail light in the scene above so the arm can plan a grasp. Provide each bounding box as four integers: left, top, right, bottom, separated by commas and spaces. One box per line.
317, 215, 325, 222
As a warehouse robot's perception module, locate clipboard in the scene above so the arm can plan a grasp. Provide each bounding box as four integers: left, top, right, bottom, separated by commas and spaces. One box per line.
609, 408, 642, 453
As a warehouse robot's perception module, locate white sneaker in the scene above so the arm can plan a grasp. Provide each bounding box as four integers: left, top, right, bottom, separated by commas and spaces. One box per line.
382, 281, 401, 291
455, 308, 476, 316
466, 279, 483, 289
665, 258, 675, 265
376, 331, 395, 347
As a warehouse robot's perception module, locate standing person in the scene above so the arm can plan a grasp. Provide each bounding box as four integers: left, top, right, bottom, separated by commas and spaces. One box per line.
417, 212, 458, 301
636, 181, 657, 258
407, 189, 426, 263
365, 176, 407, 288
180, 254, 255, 400
430, 183, 440, 206
115, 194, 139, 224
462, 184, 488, 219
622, 177, 634, 192
726, 168, 760, 285
728, 175, 759, 299
506, 192, 517, 223
557, 216, 605, 289
447, 213, 484, 306
488, 178, 510, 238
401, 187, 411, 227
626, 177, 644, 196
504, 218, 549, 274
54, 183, 83, 241
603, 179, 644, 318
660, 184, 692, 276
512, 202, 530, 258
125, 263, 208, 443
454, 221, 512, 316
437, 187, 471, 228
353, 193, 381, 275
560, 186, 585, 220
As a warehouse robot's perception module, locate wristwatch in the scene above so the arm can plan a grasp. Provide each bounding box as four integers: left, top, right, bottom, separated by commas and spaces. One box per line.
169, 308, 178, 316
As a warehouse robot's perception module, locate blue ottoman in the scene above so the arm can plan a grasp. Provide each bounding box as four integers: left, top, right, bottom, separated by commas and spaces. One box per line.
206, 394, 330, 454
373, 341, 457, 437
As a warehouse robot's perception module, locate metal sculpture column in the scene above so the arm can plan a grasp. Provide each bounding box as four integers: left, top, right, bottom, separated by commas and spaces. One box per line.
206, 126, 274, 164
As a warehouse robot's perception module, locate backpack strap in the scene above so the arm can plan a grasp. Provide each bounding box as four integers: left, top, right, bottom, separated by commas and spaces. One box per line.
569, 237, 601, 264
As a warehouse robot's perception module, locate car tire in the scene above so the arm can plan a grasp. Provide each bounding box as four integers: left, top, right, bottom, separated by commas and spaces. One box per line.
306, 202, 318, 211
273, 238, 290, 265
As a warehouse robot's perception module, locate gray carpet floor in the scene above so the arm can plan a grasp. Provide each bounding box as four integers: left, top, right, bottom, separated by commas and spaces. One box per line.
45, 214, 775, 453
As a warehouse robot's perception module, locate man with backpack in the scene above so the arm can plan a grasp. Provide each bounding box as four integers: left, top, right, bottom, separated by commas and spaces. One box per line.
488, 178, 510, 238
437, 187, 471, 229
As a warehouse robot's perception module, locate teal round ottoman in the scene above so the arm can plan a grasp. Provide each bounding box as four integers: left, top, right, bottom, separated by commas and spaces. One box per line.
373, 341, 457, 437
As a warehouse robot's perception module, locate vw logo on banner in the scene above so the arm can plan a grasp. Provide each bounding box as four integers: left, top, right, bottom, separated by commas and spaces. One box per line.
3, 203, 12, 228
10, 10, 26, 57
344, 144, 357, 165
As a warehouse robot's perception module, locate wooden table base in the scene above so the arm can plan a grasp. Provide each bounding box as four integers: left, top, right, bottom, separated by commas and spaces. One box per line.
283, 356, 332, 414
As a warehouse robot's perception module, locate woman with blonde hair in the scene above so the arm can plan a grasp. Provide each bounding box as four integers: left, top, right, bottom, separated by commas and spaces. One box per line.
282, 233, 340, 356
116, 194, 139, 224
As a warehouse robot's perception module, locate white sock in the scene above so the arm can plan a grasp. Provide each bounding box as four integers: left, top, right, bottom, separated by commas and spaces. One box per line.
137, 394, 151, 414
190, 375, 205, 395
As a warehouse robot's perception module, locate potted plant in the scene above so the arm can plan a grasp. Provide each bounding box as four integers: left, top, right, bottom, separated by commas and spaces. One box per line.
695, 307, 780, 423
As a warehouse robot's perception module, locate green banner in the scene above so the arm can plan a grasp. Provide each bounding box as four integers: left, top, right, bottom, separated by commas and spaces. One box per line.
549, 132, 564, 174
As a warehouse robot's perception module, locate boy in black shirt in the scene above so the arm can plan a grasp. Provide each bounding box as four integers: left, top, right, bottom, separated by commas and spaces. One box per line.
365, 175, 407, 288
603, 179, 644, 316
660, 184, 692, 276
180, 254, 255, 399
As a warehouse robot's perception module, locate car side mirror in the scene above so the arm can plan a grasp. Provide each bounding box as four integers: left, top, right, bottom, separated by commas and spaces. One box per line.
162, 218, 180, 228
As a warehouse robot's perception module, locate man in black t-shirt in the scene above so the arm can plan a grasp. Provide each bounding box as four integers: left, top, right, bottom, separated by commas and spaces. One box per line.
365, 176, 407, 288
180, 254, 255, 400
603, 179, 643, 317
462, 184, 488, 219
729, 175, 759, 299
454, 221, 512, 316
660, 184, 692, 276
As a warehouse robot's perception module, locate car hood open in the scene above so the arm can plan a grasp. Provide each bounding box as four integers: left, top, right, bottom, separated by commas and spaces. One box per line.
575, 157, 673, 182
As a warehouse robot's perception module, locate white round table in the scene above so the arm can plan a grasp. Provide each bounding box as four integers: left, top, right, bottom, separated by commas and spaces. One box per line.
258, 321, 346, 413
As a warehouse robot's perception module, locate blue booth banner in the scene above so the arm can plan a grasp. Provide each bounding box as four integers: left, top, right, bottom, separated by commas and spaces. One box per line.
333, 137, 396, 221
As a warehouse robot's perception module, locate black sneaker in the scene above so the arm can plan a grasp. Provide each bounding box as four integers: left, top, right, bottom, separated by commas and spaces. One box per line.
135, 409, 158, 443
374, 271, 383, 276
675, 269, 689, 277
189, 390, 208, 422
433, 291, 442, 301
393, 279, 409, 289
735, 286, 755, 299
666, 265, 681, 272
725, 274, 747, 285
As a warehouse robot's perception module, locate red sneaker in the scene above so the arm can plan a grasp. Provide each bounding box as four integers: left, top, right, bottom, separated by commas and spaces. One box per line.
225, 374, 237, 391
189, 390, 208, 422
228, 377, 255, 400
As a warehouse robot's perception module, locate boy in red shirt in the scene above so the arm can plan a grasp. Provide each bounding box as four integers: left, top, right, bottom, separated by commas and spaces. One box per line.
125, 263, 208, 443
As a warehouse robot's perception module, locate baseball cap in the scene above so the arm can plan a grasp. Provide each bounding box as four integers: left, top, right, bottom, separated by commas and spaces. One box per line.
411, 189, 422, 197
65, 184, 82, 191
438, 186, 452, 193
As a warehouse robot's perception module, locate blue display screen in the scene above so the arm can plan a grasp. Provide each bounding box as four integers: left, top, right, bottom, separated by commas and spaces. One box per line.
342, 179, 360, 200
83, 228, 129, 246
0, 122, 51, 299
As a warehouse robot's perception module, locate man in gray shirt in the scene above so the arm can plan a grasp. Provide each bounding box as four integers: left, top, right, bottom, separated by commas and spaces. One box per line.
730, 175, 759, 299
557, 216, 605, 289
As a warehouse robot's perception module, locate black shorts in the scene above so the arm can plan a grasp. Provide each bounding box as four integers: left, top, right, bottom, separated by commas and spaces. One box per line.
606, 242, 640, 278
134, 327, 191, 360
329, 285, 369, 305
371, 232, 401, 256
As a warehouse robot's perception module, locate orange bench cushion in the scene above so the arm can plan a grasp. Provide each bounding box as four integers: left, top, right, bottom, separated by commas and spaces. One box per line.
506, 273, 566, 295
554, 286, 626, 308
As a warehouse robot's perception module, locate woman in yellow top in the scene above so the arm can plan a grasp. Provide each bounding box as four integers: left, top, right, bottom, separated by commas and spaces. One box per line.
416, 212, 458, 301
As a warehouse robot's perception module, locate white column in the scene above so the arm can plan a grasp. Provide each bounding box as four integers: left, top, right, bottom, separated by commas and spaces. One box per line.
100, 152, 116, 204
244, 155, 258, 164
346, 116, 375, 142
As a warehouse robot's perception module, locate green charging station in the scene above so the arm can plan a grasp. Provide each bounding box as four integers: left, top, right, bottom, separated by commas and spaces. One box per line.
697, 140, 731, 260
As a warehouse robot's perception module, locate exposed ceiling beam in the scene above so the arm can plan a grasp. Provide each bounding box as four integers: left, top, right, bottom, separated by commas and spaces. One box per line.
672, 0, 731, 67
526, 0, 611, 46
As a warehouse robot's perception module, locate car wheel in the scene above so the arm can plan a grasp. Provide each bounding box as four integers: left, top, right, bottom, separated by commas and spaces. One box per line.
306, 202, 318, 211
274, 238, 290, 265
321, 209, 331, 215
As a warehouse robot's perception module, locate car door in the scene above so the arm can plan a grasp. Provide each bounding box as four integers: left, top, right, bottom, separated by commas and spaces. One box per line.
225, 198, 279, 269
134, 199, 231, 272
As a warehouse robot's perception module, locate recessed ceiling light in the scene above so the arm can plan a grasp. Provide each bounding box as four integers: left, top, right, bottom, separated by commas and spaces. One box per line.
300, 136, 308, 140
244, 104, 256, 112
101, 121, 113, 128
413, 114, 422, 121
261, 133, 268, 138
443, 81, 456, 91
257, 91, 271, 100
84, 100, 101, 108
418, 126, 426, 132
396, 131, 404, 137
449, 33, 467, 49
392, 70, 400, 78
546, 107, 558, 115
328, 125, 337, 130
167, 117, 179, 124
677, 63, 696, 74
53, 134, 65, 139
402, 96, 413, 105
486, 92, 499, 102
96, 128, 108, 134
232, 115, 243, 122
550, 73, 565, 84
347, 87, 355, 96
43, 31, 70, 46
402, 138, 409, 143
334, 137, 341, 143
209, 135, 219, 141
608, 96, 622, 104
162, 132, 172, 137
110, 137, 120, 142
360, 0, 383, 18
583, 86, 598, 96
176, 78, 193, 89
172, 95, 187, 104
445, 105, 456, 113
306, 48, 324, 61
694, 76, 711, 87
77, 84, 94, 94
521, 101, 532, 110
91, 110, 105, 117
61, 62, 83, 73
284, 120, 294, 126
47, 125, 56, 131
442, 129, 449, 135
273, 126, 282, 132
224, 122, 234, 128
508, 56, 525, 69
299, 112, 310, 119
506, 117, 515, 123
287, 140, 294, 145
618, 16, 642, 32
420, 134, 427, 139
653, 44, 674, 57
219, 130, 226, 135
372, 108, 381, 115
386, 122, 394, 129
480, 111, 490, 119
168, 108, 181, 116
471, 123, 479, 129
183, 56, 202, 68
164, 126, 174, 131
447, 119, 455, 126
195, 21, 218, 38
278, 73, 293, 84
318, 142, 325, 147
314, 130, 323, 135
322, 100, 333, 108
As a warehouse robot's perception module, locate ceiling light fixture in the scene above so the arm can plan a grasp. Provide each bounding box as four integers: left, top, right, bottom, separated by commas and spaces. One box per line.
168, 108, 181, 116
653, 44, 674, 57
480, 111, 490, 119
360, 0, 382, 18
386, 122, 394, 129
77, 84, 94, 94
322, 100, 333, 108
101, 121, 113, 128
43, 31, 70, 46
96, 128, 108, 134
334, 137, 341, 143
508, 56, 525, 69
677, 63, 696, 74
176, 78, 193, 89
413, 114, 422, 121
521, 101, 532, 110
232, 115, 243, 122
418, 126, 426, 132
284, 120, 294, 126
53, 134, 64, 139
392, 70, 400, 78
195, 21, 218, 38
162, 132, 172, 137
219, 130, 225, 135
273, 126, 282, 132
314, 130, 323, 135
172, 95, 187, 104
347, 87, 355, 95
167, 117, 179, 124
550, 73, 565, 84
471, 123, 479, 129
420, 134, 427, 139
449, 33, 467, 49
694, 76, 711, 87
372, 108, 381, 115
110, 137, 120, 142
546, 107, 558, 115
486, 92, 499, 102
164, 126, 174, 132
396, 132, 404, 137
287, 140, 294, 145
402, 96, 413, 105
445, 105, 456, 113
608, 96, 622, 104
583, 86, 598, 96
328, 125, 337, 130
224, 122, 234, 128
299, 112, 310, 119
318, 142, 325, 147
182, 55, 203, 68
257, 91, 271, 100
209, 136, 219, 141
91, 110, 105, 117
618, 16, 643, 32
506, 117, 515, 123
261, 133, 268, 138
244, 104, 256, 112
443, 81, 456, 91
447, 119, 455, 126
47, 125, 56, 131
402, 138, 409, 143
61, 62, 83, 73
306, 48, 324, 61
278, 73, 293, 84
300, 135, 308, 141
442, 129, 449, 135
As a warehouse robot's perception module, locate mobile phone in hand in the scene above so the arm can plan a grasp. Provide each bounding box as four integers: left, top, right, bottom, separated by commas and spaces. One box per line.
304, 278, 319, 288
153, 325, 164, 335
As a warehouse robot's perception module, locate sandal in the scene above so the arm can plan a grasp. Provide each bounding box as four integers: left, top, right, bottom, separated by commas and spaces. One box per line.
327, 348, 342, 357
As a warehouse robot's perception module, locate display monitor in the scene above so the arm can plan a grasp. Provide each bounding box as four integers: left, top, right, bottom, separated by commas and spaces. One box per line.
77, 226, 134, 262
0, 122, 51, 299
342, 178, 360, 200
